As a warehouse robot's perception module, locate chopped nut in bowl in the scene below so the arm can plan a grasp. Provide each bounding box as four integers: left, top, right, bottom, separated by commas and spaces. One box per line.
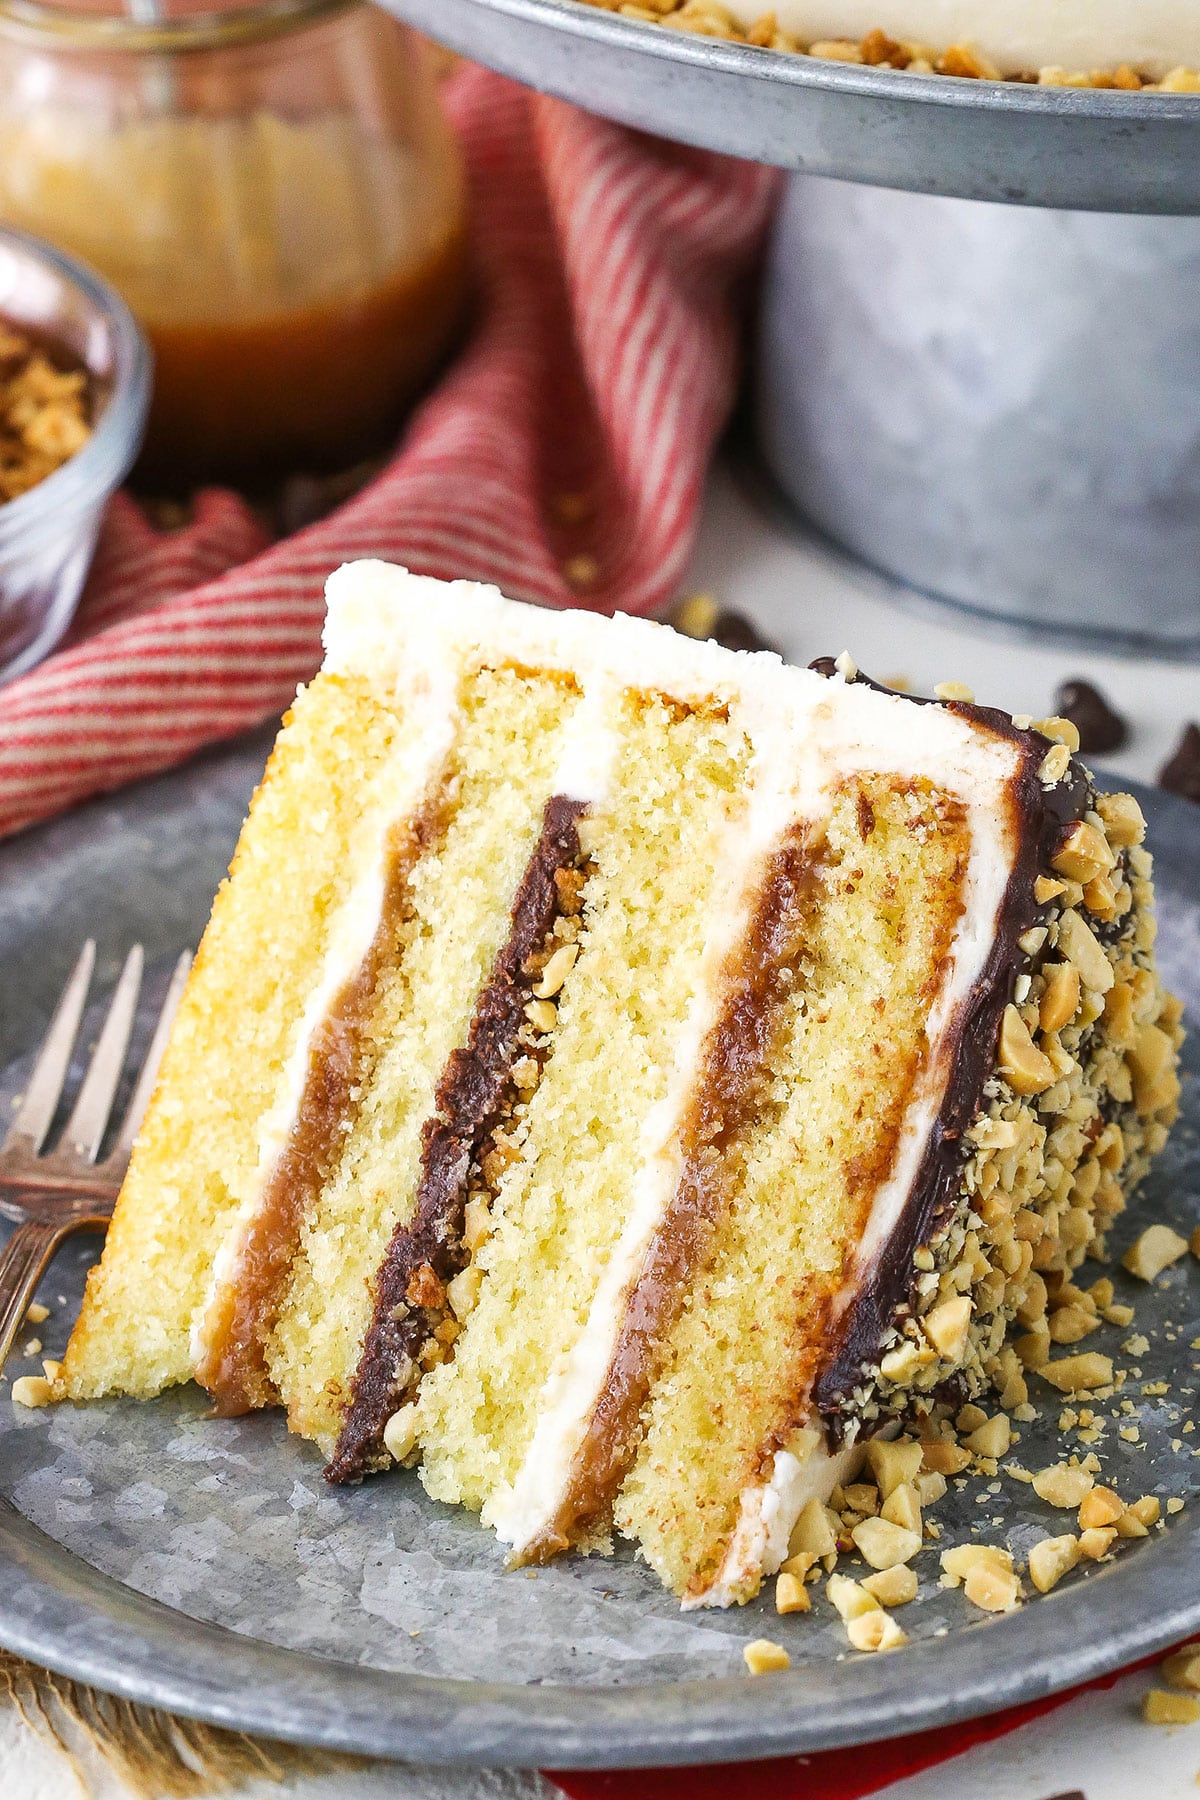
0, 227, 149, 682
0, 322, 91, 503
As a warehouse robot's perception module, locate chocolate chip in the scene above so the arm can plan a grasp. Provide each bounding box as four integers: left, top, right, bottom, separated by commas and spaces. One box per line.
709, 609, 779, 655
808, 655, 839, 678
671, 596, 781, 656
1054, 678, 1127, 754
1159, 722, 1200, 803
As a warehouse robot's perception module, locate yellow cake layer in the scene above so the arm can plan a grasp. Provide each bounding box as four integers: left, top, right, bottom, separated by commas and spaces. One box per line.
60, 672, 412, 1400
414, 689, 751, 1514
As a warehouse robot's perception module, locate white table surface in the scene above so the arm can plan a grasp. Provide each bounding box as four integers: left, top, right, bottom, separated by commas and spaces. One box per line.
695, 463, 1198, 791
3, 466, 1197, 1799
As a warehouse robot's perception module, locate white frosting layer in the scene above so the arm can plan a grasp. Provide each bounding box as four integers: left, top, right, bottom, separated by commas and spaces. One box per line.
487, 696, 821, 1553
324, 561, 814, 725
721, 0, 1200, 77
682, 1428, 867, 1610
553, 671, 623, 805
189, 614, 461, 1373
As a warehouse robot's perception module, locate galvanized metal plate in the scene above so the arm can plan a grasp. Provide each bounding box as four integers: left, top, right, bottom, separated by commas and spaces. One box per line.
0, 734, 1196, 1769
388, 0, 1200, 212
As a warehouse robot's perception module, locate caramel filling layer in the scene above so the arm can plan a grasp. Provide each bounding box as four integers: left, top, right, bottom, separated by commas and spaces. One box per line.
632, 778, 971, 1603
325, 794, 589, 1483
195, 802, 444, 1415
521, 826, 821, 1558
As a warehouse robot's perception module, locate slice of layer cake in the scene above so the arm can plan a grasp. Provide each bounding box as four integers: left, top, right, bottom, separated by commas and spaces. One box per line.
59, 563, 1182, 1607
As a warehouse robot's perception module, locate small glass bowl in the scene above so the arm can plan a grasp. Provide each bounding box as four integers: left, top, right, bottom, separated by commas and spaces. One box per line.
0, 226, 150, 683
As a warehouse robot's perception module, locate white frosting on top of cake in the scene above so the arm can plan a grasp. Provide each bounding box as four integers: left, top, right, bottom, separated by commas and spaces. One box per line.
720, 0, 1200, 77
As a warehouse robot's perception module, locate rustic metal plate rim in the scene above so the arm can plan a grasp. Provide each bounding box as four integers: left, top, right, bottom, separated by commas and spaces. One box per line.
419, 0, 1200, 118
1, 1484, 1199, 1767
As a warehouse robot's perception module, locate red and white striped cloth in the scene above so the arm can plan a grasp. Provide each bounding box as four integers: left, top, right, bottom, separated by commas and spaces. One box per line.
0, 63, 777, 842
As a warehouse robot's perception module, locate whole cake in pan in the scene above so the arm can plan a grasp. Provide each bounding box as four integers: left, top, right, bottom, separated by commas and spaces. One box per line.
590, 0, 1200, 91
58, 563, 1182, 1607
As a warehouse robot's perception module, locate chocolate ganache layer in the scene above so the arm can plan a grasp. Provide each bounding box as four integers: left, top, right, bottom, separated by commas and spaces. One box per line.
326, 794, 589, 1483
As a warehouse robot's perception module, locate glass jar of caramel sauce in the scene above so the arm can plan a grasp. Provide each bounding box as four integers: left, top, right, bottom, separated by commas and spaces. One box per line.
0, 0, 469, 488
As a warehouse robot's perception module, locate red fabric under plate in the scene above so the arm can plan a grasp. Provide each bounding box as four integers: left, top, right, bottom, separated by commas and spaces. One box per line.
549, 1656, 1162, 1800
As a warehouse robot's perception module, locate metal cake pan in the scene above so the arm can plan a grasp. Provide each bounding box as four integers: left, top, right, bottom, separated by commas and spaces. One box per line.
386, 0, 1200, 213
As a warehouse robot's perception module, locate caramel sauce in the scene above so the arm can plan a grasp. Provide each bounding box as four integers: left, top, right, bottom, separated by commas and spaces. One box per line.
0, 110, 470, 487
139, 216, 469, 486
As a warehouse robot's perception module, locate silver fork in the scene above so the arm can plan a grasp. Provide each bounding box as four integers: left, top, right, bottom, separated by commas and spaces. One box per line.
0, 942, 191, 1374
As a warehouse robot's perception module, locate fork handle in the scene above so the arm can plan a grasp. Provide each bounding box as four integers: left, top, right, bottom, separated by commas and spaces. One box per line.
0, 1220, 68, 1375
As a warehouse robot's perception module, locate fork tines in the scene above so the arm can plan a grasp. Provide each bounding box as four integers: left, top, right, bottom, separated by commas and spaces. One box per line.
1, 943, 191, 1173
